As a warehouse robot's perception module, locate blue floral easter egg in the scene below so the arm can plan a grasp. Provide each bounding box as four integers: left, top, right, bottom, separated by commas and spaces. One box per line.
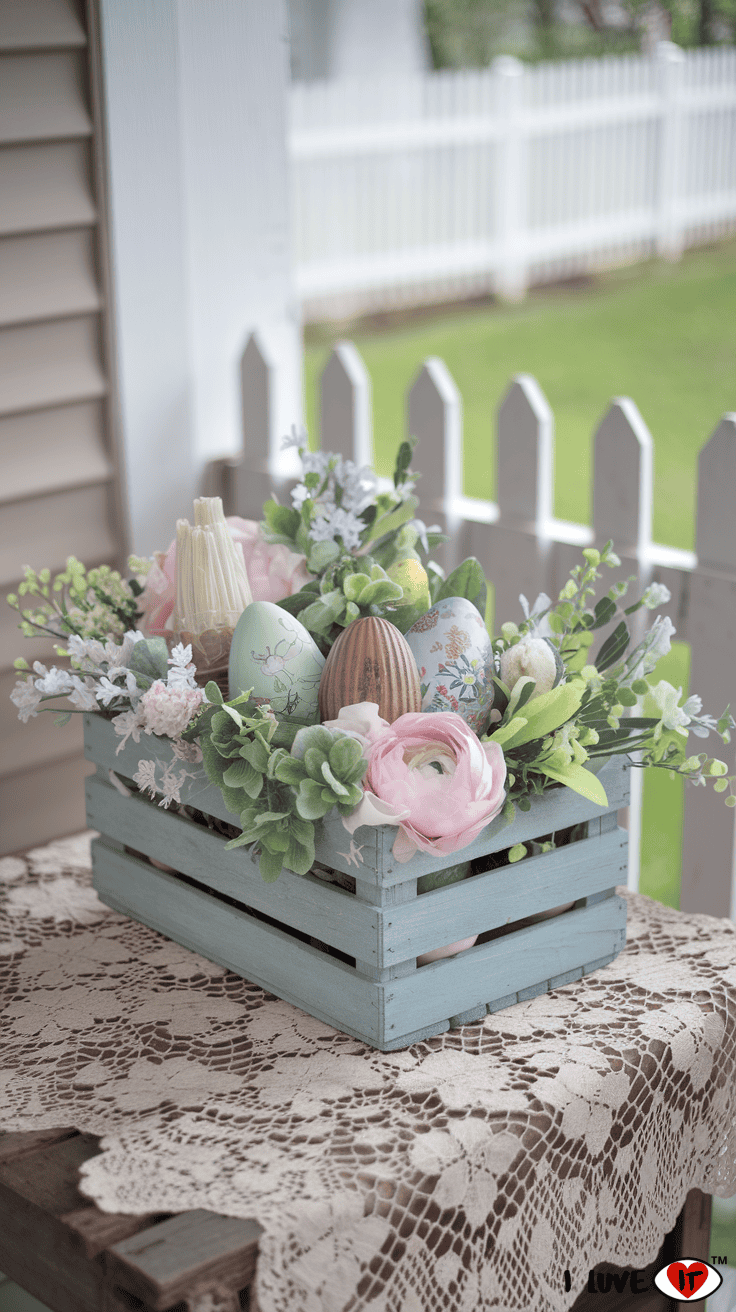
229, 602, 325, 722
405, 596, 494, 733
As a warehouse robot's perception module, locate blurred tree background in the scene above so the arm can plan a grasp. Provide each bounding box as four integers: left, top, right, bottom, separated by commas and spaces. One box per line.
424, 0, 736, 67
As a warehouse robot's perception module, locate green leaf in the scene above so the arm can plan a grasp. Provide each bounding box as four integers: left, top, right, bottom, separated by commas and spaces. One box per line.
343, 573, 372, 602
259, 846, 284, 882
285, 829, 316, 875
263, 500, 300, 540
436, 557, 487, 618
499, 681, 585, 748
307, 540, 342, 574
277, 589, 318, 616
328, 735, 364, 777
271, 754, 306, 786
487, 715, 529, 748
205, 680, 224, 705
584, 596, 617, 630
128, 637, 169, 686
321, 761, 349, 796
223, 757, 263, 798
54, 711, 72, 727
295, 777, 333, 820
364, 496, 419, 545
595, 621, 630, 672
200, 735, 228, 786
241, 736, 270, 773
535, 761, 609, 806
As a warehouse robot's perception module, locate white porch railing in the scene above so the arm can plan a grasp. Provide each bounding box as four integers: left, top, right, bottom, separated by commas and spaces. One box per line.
210, 333, 736, 923
289, 43, 736, 318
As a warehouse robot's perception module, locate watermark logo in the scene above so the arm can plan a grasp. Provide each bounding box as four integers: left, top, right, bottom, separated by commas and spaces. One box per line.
653, 1259, 723, 1302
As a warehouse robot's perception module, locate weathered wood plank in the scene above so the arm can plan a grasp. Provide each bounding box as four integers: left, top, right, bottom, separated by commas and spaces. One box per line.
105, 1209, 261, 1312
86, 774, 381, 963
91, 839, 382, 1046
382, 828, 627, 961
0, 1127, 78, 1164
381, 897, 627, 1046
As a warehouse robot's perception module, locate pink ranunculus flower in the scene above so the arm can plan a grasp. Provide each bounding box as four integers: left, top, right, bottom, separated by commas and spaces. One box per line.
343, 711, 507, 863
137, 518, 311, 637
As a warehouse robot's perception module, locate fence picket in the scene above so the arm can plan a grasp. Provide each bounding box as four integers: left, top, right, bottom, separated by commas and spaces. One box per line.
407, 357, 464, 571
232, 332, 278, 520
491, 376, 554, 629
681, 415, 736, 918
319, 342, 373, 467
593, 398, 653, 556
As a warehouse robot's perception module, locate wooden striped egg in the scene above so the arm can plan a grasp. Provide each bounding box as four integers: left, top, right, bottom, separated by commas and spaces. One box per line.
318, 616, 422, 724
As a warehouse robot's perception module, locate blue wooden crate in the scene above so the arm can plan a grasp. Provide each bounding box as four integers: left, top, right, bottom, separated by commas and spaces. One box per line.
84, 714, 629, 1051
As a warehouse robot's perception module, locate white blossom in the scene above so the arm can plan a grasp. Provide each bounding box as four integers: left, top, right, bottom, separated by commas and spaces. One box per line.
627, 615, 676, 681
96, 675, 125, 707
32, 664, 75, 696
67, 675, 100, 712
112, 707, 147, 753
167, 643, 198, 690
10, 677, 43, 722
132, 760, 158, 799
641, 582, 671, 610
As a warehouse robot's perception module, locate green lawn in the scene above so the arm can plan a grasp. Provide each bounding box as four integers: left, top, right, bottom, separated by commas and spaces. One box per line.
303, 238, 736, 909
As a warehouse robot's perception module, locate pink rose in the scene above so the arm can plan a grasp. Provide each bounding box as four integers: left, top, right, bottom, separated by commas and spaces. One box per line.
343, 711, 506, 862
138, 518, 311, 637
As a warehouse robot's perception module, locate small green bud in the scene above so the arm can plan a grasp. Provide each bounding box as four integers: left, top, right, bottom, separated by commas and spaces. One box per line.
726, 795, 736, 808
501, 622, 519, 642
708, 759, 728, 777
582, 548, 600, 566
508, 843, 527, 864
631, 679, 649, 695
559, 579, 577, 601
13, 656, 29, 670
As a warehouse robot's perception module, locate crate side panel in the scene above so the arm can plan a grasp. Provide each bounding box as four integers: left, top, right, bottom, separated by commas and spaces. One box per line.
321, 758, 630, 886
382, 828, 627, 960
91, 839, 381, 1044
86, 776, 380, 963
83, 714, 238, 827
382, 897, 627, 1040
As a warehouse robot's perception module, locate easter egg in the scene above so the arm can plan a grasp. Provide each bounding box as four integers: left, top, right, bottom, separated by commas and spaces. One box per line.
228, 601, 325, 722
318, 616, 421, 724
405, 596, 494, 733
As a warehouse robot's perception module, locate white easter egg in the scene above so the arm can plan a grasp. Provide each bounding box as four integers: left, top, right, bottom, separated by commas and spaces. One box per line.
405, 596, 494, 733
228, 601, 325, 722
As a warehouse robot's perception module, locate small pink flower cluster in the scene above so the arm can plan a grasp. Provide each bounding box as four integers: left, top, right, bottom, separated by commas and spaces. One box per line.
139, 681, 205, 739
332, 703, 507, 863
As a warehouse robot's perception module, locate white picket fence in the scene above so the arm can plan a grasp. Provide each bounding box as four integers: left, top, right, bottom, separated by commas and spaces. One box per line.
289, 43, 736, 318
209, 332, 736, 923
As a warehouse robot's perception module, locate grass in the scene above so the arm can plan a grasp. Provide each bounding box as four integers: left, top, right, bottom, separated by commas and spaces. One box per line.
303, 238, 736, 909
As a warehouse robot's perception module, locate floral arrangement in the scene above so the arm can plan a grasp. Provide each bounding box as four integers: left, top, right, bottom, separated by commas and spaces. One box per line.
8, 435, 735, 888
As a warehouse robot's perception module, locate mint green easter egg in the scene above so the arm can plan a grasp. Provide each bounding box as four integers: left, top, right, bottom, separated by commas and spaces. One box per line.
228, 601, 325, 722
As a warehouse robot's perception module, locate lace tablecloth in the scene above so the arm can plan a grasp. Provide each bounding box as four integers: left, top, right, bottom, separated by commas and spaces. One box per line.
2, 833, 735, 1312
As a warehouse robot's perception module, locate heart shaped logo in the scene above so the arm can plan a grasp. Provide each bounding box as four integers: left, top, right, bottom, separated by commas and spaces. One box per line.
665, 1263, 709, 1298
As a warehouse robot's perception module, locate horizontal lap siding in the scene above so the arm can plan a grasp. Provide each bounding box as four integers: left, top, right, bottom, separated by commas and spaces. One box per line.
0, 0, 126, 855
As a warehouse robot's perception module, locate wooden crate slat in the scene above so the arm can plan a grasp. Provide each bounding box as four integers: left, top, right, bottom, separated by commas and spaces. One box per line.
85, 715, 629, 885
92, 839, 384, 1046
105, 1209, 261, 1312
380, 897, 627, 1045
86, 774, 381, 963
382, 827, 627, 959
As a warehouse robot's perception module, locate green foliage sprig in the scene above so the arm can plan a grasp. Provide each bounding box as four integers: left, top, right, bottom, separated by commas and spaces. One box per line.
190, 682, 368, 882
7, 558, 140, 652
277, 555, 403, 654
487, 543, 736, 818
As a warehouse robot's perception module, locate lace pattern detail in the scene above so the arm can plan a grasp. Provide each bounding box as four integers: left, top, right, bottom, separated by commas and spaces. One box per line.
2, 834, 735, 1312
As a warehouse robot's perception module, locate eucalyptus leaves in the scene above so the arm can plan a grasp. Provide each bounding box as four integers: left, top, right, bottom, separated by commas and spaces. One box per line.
187, 682, 368, 882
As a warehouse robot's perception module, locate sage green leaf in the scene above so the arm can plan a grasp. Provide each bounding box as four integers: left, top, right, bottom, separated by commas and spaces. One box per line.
328, 735, 364, 776
262, 499, 300, 540
128, 637, 169, 685
343, 573, 372, 602
204, 680, 224, 704
292, 724, 334, 759
223, 757, 263, 798
295, 778, 333, 820
321, 761, 349, 796
535, 761, 609, 807
365, 495, 419, 544
241, 736, 269, 772
343, 601, 361, 623
259, 846, 284, 882
220, 784, 249, 817
285, 831, 315, 875
200, 735, 228, 786
436, 557, 487, 618
307, 540, 342, 574
271, 755, 306, 786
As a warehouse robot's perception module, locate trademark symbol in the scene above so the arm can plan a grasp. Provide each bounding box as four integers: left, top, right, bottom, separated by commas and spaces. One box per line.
711, 1256, 728, 1265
